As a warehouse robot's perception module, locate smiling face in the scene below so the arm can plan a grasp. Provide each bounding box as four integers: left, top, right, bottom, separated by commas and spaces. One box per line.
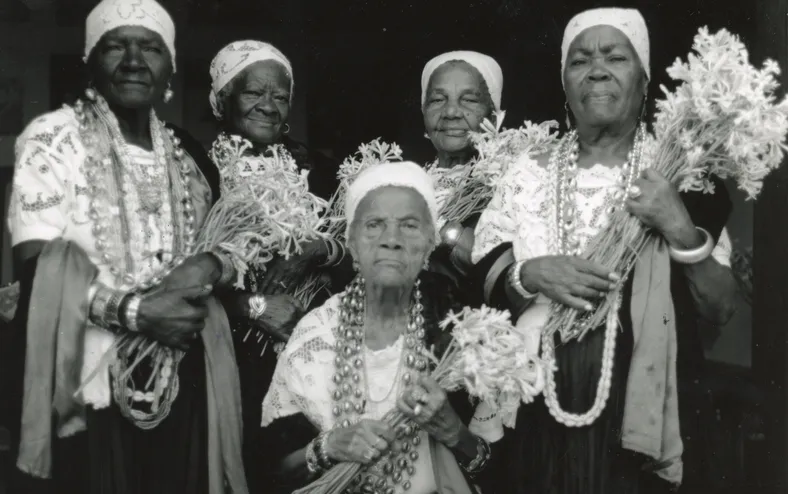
90, 26, 173, 110
423, 61, 494, 155
348, 186, 435, 289
224, 60, 291, 146
563, 25, 647, 128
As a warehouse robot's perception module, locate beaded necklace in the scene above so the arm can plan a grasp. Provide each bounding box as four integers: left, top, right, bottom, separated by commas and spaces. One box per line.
541, 124, 646, 427
74, 89, 197, 427
332, 276, 429, 493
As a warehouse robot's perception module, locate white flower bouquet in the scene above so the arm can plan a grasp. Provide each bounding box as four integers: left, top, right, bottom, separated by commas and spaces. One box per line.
197, 133, 329, 290
544, 27, 788, 341
437, 112, 559, 226
295, 306, 545, 494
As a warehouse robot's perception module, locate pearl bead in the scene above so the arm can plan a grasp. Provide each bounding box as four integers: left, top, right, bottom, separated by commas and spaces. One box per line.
402, 481, 412, 490
409, 451, 419, 461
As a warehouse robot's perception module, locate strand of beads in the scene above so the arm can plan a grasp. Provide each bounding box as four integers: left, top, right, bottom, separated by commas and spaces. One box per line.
542, 292, 621, 427
75, 89, 196, 429
541, 125, 647, 427
332, 276, 428, 493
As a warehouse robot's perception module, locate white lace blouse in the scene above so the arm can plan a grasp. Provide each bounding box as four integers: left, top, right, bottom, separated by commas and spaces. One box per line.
262, 294, 503, 494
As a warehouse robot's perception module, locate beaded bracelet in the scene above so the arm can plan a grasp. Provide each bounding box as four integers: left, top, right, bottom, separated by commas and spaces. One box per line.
459, 436, 492, 477
668, 227, 714, 264
209, 248, 237, 287
316, 431, 333, 470
248, 295, 267, 320
508, 260, 538, 300
305, 439, 322, 474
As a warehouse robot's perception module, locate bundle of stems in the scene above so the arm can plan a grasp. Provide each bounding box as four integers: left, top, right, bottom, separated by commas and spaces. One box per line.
542, 27, 788, 342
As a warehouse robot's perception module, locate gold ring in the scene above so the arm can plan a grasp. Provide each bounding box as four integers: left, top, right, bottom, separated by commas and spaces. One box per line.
414, 404, 423, 416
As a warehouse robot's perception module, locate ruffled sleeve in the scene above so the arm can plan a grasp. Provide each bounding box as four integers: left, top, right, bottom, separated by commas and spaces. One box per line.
471, 161, 523, 265
8, 109, 81, 246
261, 295, 339, 431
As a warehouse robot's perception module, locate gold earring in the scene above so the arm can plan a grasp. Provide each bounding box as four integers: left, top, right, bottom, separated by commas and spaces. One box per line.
163, 82, 174, 103
564, 101, 573, 129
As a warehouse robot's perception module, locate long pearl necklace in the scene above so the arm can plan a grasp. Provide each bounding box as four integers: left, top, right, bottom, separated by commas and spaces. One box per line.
332, 277, 428, 493
74, 89, 197, 425
542, 124, 645, 427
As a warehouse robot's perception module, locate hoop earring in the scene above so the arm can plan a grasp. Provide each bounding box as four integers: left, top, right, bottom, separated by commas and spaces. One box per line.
564, 101, 573, 130
283, 123, 291, 134
163, 82, 173, 103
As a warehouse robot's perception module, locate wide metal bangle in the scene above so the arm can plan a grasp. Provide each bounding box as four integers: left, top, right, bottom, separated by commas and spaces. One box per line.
124, 294, 143, 333
509, 260, 538, 300
305, 438, 322, 474
460, 436, 491, 477
89, 282, 126, 330
668, 227, 713, 264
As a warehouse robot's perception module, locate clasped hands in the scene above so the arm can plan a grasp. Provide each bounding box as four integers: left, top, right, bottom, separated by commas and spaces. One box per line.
323, 376, 464, 465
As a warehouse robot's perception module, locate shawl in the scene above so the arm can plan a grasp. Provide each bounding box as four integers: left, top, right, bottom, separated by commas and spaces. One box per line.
15, 239, 248, 494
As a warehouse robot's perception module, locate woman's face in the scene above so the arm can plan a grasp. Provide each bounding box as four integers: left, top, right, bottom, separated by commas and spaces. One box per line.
225, 60, 291, 146
348, 187, 435, 289
423, 61, 493, 155
563, 25, 646, 128
91, 26, 173, 110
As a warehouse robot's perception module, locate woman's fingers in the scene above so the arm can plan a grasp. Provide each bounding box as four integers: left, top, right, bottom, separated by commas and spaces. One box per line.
365, 421, 396, 444
558, 293, 595, 311
576, 273, 617, 292
572, 258, 620, 282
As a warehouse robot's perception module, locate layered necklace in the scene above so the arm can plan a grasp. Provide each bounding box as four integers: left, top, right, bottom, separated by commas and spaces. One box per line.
332, 276, 430, 493
74, 89, 197, 427
541, 123, 646, 427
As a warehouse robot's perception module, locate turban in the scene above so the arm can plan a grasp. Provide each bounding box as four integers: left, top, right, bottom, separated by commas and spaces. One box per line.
84, 0, 176, 71
345, 162, 439, 242
209, 40, 294, 119
421, 51, 503, 111
561, 8, 650, 86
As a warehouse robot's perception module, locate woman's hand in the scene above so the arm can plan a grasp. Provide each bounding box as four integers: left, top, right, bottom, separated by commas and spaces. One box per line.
254, 294, 305, 342
520, 256, 619, 311
256, 240, 328, 294
136, 284, 212, 351
324, 419, 396, 465
398, 376, 465, 448
159, 253, 222, 292
626, 169, 700, 247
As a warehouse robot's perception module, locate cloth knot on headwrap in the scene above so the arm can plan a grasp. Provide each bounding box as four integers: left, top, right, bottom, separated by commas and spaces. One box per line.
84, 0, 176, 71
344, 162, 439, 242
561, 8, 650, 86
209, 40, 294, 120
421, 51, 503, 111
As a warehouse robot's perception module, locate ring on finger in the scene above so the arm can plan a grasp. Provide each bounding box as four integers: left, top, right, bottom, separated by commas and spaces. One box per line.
629, 185, 642, 198
414, 404, 423, 416
411, 388, 426, 403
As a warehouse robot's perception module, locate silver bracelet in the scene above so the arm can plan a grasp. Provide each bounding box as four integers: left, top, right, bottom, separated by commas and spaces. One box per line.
124, 294, 143, 333
460, 436, 491, 477
668, 227, 714, 264
248, 295, 267, 320
508, 260, 538, 300
317, 431, 333, 470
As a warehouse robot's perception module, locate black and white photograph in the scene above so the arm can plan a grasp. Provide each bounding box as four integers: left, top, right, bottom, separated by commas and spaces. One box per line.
0, 1, 783, 494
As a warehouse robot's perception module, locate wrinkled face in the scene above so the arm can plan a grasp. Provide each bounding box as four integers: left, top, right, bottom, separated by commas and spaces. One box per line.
90, 26, 173, 110
225, 60, 291, 146
423, 61, 494, 155
563, 25, 647, 128
348, 187, 435, 289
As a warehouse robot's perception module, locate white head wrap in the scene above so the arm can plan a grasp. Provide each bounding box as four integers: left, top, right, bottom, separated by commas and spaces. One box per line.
561, 8, 650, 86
209, 40, 294, 119
345, 162, 439, 242
84, 0, 176, 71
421, 51, 503, 111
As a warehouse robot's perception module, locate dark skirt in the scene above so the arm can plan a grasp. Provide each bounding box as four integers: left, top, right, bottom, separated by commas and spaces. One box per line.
495, 314, 674, 494
10, 342, 209, 494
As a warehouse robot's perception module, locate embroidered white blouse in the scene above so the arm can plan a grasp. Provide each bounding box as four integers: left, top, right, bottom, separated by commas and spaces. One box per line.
7, 107, 212, 408
261, 293, 503, 494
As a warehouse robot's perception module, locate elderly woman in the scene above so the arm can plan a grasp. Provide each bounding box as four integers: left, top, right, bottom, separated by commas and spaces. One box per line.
259, 162, 502, 493
420, 51, 503, 295
5, 2, 298, 493
472, 8, 737, 494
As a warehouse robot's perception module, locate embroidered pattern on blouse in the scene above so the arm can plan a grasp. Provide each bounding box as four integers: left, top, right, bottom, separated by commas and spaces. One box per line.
29, 124, 65, 147
18, 191, 65, 212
